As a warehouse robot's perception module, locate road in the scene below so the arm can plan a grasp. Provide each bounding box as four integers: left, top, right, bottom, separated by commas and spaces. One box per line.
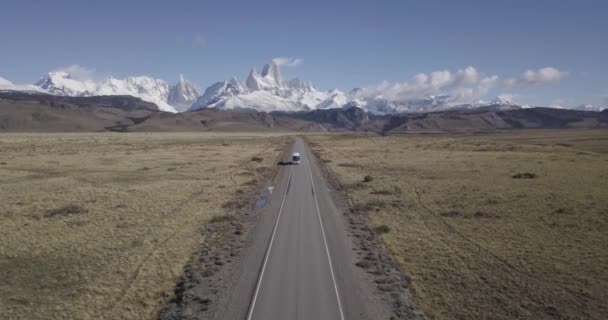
216, 137, 392, 320
246, 137, 344, 320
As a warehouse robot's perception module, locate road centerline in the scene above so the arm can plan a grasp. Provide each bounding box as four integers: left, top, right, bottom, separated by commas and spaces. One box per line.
246, 165, 293, 320
307, 153, 346, 320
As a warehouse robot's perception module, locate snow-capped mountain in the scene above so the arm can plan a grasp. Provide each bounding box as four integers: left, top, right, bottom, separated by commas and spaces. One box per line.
572, 104, 605, 112
36, 71, 97, 96
97, 76, 176, 112
192, 74, 316, 113
32, 72, 178, 112
188, 61, 525, 115
1, 76, 45, 92
190, 61, 343, 112
168, 74, 201, 112
0, 62, 600, 115
0, 77, 14, 87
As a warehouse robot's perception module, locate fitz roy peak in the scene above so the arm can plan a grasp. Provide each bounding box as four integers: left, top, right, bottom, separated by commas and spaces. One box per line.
190, 61, 343, 113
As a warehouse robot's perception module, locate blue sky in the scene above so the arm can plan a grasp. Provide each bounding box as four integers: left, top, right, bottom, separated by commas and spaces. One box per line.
1, 0, 606, 107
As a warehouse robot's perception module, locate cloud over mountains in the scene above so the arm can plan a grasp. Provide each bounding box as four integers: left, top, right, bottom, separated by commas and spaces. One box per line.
360, 66, 568, 105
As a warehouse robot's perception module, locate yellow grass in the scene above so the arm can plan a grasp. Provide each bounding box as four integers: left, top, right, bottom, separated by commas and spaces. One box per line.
307, 130, 608, 320
0, 132, 289, 320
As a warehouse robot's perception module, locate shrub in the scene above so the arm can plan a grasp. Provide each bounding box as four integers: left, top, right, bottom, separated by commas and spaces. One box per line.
209, 214, 234, 224
370, 189, 393, 195
374, 224, 391, 234
46, 204, 87, 217
363, 175, 373, 183
251, 156, 263, 162
512, 172, 537, 179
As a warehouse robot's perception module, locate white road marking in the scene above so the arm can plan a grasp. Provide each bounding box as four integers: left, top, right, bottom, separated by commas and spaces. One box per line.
246, 165, 292, 320
307, 153, 346, 320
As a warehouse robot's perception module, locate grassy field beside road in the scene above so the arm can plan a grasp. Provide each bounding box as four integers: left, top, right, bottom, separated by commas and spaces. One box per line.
0, 132, 288, 320
308, 130, 608, 320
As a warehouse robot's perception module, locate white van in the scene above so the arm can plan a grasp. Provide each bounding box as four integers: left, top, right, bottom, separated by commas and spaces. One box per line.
292, 152, 301, 164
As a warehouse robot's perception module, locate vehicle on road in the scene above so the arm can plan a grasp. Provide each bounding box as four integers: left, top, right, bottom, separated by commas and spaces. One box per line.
292, 152, 301, 164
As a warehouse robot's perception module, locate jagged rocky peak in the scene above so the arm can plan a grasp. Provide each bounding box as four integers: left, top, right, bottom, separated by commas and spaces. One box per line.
261, 60, 283, 85
35, 71, 96, 96
285, 78, 314, 92
229, 76, 245, 91
190, 77, 244, 110
246, 68, 263, 91
168, 74, 200, 112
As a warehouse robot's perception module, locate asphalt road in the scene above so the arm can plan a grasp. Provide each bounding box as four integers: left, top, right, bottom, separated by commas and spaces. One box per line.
246, 137, 344, 320
216, 137, 393, 320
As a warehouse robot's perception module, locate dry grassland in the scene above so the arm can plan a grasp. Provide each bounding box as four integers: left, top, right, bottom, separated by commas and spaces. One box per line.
307, 130, 608, 320
0, 132, 289, 319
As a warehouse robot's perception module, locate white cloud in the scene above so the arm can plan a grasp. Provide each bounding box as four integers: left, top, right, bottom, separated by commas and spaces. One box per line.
506, 67, 568, 85
272, 57, 303, 67
54, 64, 96, 81
360, 66, 569, 105
361, 66, 497, 103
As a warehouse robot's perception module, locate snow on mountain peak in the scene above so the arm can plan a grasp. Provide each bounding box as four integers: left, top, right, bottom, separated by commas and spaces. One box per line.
5, 61, 600, 115
36, 71, 97, 96
573, 104, 604, 112
168, 74, 200, 112
0, 76, 14, 87
246, 68, 262, 91
261, 61, 283, 85
32, 71, 177, 112
0, 76, 45, 92
285, 78, 314, 92
191, 60, 331, 112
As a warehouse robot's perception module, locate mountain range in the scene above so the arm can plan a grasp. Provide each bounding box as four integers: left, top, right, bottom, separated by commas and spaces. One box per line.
1, 90, 606, 133
0, 61, 606, 114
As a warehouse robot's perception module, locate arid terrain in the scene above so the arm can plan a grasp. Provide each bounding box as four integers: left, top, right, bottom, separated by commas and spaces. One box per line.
0, 132, 289, 319
307, 130, 608, 320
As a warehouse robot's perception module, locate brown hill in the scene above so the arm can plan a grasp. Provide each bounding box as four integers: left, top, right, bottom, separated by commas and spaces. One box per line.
1, 91, 606, 133
0, 91, 157, 132
382, 108, 608, 134
127, 109, 315, 132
